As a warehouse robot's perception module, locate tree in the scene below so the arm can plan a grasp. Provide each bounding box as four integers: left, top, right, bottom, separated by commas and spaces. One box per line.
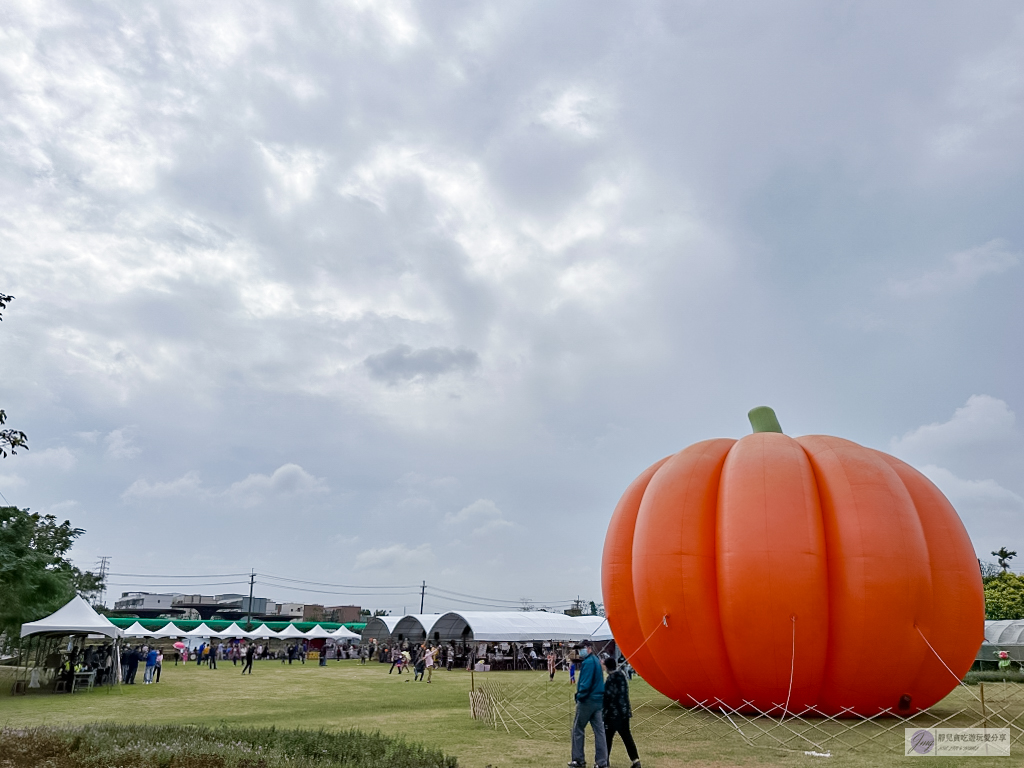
0, 293, 28, 458
984, 572, 1024, 621
0, 506, 105, 648
992, 547, 1018, 573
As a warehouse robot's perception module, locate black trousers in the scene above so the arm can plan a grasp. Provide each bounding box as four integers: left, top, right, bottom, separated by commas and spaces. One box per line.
605, 717, 639, 762
241, 659, 253, 674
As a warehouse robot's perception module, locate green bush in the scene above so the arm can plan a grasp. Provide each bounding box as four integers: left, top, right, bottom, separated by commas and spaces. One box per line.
964, 669, 1024, 685
0, 724, 458, 768
983, 572, 1024, 620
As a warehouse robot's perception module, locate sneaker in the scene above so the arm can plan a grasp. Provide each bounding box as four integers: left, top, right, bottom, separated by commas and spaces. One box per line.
631, 762, 642, 768
567, 762, 586, 768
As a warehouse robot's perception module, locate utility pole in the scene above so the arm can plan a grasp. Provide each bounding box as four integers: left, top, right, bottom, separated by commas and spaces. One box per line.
246, 569, 255, 629
96, 556, 111, 607
420, 580, 426, 613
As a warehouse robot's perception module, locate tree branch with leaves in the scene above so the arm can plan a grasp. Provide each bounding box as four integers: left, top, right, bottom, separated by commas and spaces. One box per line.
0, 293, 29, 458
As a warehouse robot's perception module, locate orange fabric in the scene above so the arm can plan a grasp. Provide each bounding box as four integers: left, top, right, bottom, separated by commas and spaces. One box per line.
602, 432, 984, 716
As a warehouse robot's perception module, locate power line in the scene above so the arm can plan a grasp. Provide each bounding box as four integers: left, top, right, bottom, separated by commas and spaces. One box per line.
258, 573, 420, 590
107, 572, 250, 579
428, 584, 575, 605
106, 581, 252, 588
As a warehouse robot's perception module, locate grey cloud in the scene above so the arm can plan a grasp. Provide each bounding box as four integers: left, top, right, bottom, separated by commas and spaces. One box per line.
1, 1, 1023, 605
364, 344, 480, 384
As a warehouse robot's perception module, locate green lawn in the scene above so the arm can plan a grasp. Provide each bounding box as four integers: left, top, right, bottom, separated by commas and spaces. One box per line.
0, 660, 1018, 768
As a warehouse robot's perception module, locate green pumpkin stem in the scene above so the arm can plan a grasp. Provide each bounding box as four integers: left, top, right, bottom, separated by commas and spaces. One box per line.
748, 406, 783, 434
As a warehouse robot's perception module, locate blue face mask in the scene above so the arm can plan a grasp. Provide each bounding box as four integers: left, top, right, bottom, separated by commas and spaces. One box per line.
579, 648, 589, 658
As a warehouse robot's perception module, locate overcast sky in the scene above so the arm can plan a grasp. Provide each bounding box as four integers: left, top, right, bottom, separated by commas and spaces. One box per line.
2, 1, 1022, 615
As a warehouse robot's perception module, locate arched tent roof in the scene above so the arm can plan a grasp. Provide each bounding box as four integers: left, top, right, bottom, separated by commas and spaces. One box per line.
391, 614, 443, 643
429, 611, 614, 643
361, 616, 402, 643
985, 620, 1024, 645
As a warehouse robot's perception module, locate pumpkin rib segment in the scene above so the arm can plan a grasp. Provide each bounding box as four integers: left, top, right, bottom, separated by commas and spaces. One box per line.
872, 451, 984, 709
797, 435, 932, 714
718, 434, 829, 711
633, 438, 739, 704
601, 455, 674, 693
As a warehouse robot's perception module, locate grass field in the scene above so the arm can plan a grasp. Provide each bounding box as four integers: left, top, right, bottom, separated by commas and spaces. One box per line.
0, 660, 1018, 768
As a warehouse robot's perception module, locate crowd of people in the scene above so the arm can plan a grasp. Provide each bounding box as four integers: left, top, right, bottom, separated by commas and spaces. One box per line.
37, 630, 641, 768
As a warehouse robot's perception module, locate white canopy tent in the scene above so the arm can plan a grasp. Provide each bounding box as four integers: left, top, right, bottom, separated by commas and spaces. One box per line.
247, 624, 279, 639
20, 595, 122, 639
183, 623, 217, 638
150, 622, 184, 639
218, 622, 252, 639
304, 624, 336, 639
329, 626, 361, 641
276, 623, 309, 639
122, 621, 155, 638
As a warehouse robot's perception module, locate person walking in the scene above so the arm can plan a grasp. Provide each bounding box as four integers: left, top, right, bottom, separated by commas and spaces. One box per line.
603, 657, 640, 768
242, 644, 255, 675
154, 650, 163, 683
389, 647, 401, 674
569, 657, 577, 685
424, 644, 436, 683
209, 643, 218, 670
548, 650, 557, 681
567, 640, 608, 768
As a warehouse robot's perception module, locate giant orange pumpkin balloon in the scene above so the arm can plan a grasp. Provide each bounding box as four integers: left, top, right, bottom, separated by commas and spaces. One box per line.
602, 407, 984, 716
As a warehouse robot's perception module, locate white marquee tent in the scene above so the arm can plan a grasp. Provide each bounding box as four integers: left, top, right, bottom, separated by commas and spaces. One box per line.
218, 622, 252, 639
330, 626, 361, 641
122, 621, 155, 638
304, 624, 336, 639
183, 622, 217, 638
20, 595, 123, 639
276, 623, 309, 639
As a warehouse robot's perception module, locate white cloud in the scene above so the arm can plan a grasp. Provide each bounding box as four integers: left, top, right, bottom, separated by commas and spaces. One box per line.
224, 464, 329, 508
887, 240, 1020, 297
257, 142, 326, 213
122, 470, 204, 501
917, 465, 1024, 559
105, 427, 140, 459
19, 446, 77, 472
537, 85, 612, 139
0, 474, 26, 490
122, 463, 327, 508
354, 542, 434, 571
444, 498, 514, 536
890, 395, 1016, 463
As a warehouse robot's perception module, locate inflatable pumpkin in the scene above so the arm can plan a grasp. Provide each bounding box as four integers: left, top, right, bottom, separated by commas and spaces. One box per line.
602, 407, 984, 716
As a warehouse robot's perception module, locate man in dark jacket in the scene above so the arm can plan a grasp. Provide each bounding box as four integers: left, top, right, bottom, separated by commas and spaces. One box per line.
124, 647, 141, 685
242, 644, 255, 675
568, 641, 608, 768
603, 657, 640, 767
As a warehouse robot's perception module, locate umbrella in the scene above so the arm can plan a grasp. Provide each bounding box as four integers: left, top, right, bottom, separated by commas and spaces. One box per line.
173, 641, 186, 649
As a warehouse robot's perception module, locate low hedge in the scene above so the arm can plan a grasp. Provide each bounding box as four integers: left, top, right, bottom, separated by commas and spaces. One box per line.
0, 724, 458, 768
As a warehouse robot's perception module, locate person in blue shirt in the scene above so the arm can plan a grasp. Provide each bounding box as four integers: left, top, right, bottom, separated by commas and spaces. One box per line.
143, 648, 158, 684
567, 640, 608, 768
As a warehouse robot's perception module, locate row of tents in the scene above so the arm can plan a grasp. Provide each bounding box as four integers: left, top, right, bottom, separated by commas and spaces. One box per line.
362, 610, 613, 644
19, 596, 359, 641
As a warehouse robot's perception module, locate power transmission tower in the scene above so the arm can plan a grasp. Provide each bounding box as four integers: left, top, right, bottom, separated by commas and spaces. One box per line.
96, 556, 111, 607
